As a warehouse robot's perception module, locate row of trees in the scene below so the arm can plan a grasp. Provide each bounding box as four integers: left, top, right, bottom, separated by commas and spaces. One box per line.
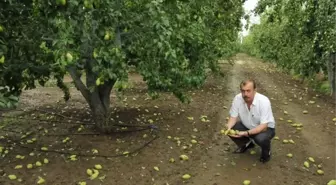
0, 0, 245, 132
242, 0, 336, 94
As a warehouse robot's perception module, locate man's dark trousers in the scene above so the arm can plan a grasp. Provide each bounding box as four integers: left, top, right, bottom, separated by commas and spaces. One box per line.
229, 121, 275, 157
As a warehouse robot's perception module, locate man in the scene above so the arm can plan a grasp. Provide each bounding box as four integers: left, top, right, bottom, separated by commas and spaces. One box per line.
226, 79, 276, 163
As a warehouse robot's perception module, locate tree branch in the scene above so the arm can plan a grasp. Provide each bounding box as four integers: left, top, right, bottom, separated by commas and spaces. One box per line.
67, 66, 91, 104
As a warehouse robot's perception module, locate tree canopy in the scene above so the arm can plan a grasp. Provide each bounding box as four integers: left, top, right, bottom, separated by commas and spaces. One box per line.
241, 0, 336, 93
0, 0, 244, 131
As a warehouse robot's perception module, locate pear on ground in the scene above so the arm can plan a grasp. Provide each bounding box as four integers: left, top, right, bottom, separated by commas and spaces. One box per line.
8, 175, 17, 180
327, 180, 336, 185
182, 174, 191, 180
243, 180, 251, 185
37, 176, 45, 184
304, 161, 309, 168
308, 157, 315, 163
180, 154, 189, 161
317, 169, 324, 175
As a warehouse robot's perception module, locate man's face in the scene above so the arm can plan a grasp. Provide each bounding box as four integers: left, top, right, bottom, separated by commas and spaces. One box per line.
240, 82, 256, 103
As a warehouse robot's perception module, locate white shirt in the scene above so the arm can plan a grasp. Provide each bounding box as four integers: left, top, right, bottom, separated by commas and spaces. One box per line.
229, 92, 275, 129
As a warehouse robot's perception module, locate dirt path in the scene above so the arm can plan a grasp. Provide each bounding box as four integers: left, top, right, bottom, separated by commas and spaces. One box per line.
0, 54, 335, 185
191, 54, 336, 185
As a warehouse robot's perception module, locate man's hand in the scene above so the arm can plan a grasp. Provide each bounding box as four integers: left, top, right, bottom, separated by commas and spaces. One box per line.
225, 116, 238, 132
230, 131, 248, 138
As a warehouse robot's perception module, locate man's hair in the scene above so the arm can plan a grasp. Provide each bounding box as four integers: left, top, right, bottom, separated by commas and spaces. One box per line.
240, 79, 256, 89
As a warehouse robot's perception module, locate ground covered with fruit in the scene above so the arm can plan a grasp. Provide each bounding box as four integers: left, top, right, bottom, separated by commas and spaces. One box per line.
0, 54, 335, 185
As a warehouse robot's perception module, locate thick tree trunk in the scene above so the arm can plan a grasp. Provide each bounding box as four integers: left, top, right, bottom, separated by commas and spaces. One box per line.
67, 65, 115, 133
328, 52, 336, 95
89, 81, 115, 133
66, 26, 122, 133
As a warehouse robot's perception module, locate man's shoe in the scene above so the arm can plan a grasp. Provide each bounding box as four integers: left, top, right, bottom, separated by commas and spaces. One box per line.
233, 141, 255, 153
260, 151, 271, 163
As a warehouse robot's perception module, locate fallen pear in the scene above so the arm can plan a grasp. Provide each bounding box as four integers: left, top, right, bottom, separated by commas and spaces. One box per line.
302, 110, 308, 114
169, 158, 175, 163
304, 161, 309, 168
87, 169, 93, 176
37, 176, 45, 184
91, 149, 99, 154
94, 164, 102, 170
333, 118, 336, 122
8, 174, 17, 180
308, 157, 315, 163
282, 139, 289, 144
70, 155, 77, 161
182, 174, 191, 180
328, 180, 336, 185
14, 165, 23, 169
89, 169, 99, 180
180, 154, 189, 161
16, 155, 25, 159
250, 150, 256, 155
316, 169, 324, 175
62, 137, 70, 143
27, 164, 33, 169
243, 180, 251, 185
191, 139, 197, 144
273, 136, 279, 140
287, 153, 293, 158
153, 166, 159, 171
36, 161, 42, 166
78, 182, 87, 185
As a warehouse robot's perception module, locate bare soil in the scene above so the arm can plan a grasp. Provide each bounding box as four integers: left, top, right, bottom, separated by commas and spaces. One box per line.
0, 54, 335, 185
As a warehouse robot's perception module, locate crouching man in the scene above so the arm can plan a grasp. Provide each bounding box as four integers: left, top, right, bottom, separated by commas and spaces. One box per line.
226, 79, 276, 163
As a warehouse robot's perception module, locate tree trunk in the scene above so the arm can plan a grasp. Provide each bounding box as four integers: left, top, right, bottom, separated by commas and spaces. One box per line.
67, 65, 115, 133
328, 52, 336, 96
66, 26, 122, 133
